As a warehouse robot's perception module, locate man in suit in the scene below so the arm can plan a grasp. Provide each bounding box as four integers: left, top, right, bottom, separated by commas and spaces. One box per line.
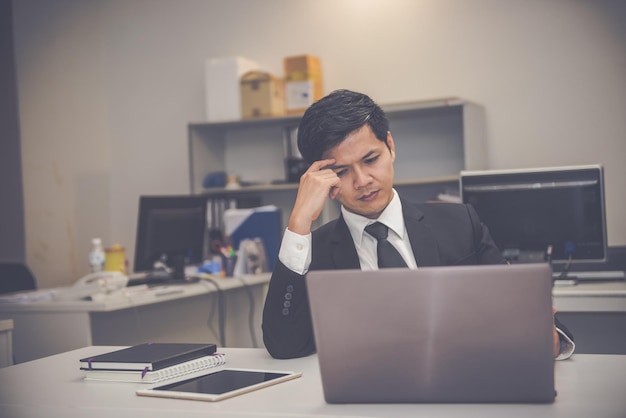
262, 89, 574, 360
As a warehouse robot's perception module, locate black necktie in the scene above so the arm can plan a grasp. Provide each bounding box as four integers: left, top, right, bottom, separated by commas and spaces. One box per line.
365, 222, 408, 268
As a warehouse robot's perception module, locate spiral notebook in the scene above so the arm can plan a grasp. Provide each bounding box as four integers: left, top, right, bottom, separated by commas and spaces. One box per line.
83, 353, 226, 383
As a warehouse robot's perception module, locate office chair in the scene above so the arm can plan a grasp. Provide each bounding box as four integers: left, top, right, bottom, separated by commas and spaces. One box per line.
0, 262, 37, 294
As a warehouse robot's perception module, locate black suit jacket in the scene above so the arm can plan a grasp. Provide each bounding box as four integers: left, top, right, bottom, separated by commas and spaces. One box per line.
262, 199, 570, 359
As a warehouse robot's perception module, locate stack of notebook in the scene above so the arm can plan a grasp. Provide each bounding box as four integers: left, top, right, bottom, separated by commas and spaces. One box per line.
79, 342, 225, 383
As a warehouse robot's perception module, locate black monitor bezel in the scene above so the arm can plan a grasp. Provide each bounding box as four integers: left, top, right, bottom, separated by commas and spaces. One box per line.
460, 165, 607, 264
133, 195, 208, 273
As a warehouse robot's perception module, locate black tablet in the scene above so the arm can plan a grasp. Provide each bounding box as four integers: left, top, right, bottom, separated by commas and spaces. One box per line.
136, 368, 302, 402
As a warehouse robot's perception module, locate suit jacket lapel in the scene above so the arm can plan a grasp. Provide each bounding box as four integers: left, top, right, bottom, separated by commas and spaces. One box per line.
329, 215, 361, 269
402, 199, 442, 267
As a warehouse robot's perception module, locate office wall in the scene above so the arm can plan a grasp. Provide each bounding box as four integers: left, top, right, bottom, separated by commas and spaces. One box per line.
0, 0, 25, 263
12, 0, 626, 288
13, 0, 112, 285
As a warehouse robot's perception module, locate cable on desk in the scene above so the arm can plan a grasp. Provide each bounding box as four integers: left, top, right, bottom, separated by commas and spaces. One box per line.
120, 290, 147, 345
200, 277, 226, 347
557, 242, 577, 281
235, 276, 259, 348
203, 285, 220, 344
130, 306, 146, 344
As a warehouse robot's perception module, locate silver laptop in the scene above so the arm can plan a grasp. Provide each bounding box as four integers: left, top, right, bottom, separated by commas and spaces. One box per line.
306, 263, 555, 403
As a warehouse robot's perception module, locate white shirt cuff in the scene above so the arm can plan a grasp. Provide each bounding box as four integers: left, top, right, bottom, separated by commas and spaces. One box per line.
278, 228, 312, 275
555, 328, 575, 360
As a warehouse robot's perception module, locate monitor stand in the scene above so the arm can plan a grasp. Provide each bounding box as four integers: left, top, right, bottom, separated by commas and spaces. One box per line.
170, 255, 186, 281
502, 249, 547, 264
127, 255, 199, 287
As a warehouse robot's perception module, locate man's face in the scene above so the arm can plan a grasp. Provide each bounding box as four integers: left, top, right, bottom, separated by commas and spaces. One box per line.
323, 125, 396, 219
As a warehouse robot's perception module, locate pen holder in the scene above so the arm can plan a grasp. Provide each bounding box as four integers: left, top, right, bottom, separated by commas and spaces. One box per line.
104, 244, 127, 274
221, 255, 237, 277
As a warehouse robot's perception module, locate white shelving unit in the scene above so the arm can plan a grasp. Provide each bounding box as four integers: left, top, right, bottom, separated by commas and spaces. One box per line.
188, 97, 487, 225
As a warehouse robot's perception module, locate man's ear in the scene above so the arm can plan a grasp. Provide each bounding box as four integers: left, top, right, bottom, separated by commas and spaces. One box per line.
386, 131, 396, 162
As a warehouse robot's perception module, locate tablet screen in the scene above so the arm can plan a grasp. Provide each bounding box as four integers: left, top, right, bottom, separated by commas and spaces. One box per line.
155, 369, 291, 394
137, 368, 302, 402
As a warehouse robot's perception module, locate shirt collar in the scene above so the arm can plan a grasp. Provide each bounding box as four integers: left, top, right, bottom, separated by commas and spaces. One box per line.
341, 189, 405, 250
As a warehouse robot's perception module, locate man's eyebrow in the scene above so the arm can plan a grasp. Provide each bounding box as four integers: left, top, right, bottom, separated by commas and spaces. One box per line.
360, 150, 376, 160
324, 151, 377, 170
324, 163, 345, 170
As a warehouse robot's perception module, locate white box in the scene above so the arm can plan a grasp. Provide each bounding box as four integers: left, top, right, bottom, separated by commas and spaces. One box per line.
205, 57, 258, 122
285, 80, 316, 113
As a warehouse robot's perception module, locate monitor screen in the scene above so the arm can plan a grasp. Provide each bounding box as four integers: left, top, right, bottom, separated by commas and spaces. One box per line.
460, 165, 607, 264
134, 195, 208, 273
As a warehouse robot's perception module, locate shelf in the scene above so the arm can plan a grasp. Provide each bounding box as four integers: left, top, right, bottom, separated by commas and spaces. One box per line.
194, 176, 459, 197
187, 97, 485, 228
188, 97, 469, 130
189, 114, 301, 130
197, 183, 299, 196
393, 175, 459, 187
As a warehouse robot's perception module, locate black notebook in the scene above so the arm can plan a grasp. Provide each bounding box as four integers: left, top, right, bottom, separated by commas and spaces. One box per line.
83, 353, 226, 383
80, 343, 217, 371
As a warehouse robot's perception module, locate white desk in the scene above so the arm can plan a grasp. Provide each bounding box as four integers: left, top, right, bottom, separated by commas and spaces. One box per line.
0, 346, 625, 418
553, 281, 626, 354
0, 274, 270, 363
553, 280, 626, 312
1, 276, 624, 363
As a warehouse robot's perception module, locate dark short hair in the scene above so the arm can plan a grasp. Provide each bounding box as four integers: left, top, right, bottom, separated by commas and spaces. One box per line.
296, 89, 390, 164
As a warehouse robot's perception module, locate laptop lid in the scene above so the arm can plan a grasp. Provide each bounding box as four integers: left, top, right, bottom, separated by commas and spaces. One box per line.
306, 263, 555, 403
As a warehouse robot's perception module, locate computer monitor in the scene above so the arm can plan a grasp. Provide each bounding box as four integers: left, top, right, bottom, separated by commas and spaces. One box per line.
134, 195, 208, 277
460, 165, 607, 265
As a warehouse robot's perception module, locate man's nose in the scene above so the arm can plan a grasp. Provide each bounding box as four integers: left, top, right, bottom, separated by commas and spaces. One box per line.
353, 166, 371, 188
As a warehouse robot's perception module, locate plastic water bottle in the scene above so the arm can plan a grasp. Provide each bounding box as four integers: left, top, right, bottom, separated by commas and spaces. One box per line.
88, 238, 106, 273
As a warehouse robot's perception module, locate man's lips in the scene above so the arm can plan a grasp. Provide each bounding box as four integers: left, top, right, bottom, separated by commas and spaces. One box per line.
359, 190, 379, 201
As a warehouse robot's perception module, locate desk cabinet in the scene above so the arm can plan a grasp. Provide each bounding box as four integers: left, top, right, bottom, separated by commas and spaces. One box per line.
0, 319, 13, 367
553, 281, 626, 354
0, 276, 270, 364
188, 98, 487, 225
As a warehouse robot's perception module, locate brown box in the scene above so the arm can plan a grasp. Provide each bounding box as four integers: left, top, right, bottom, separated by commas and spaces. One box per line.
283, 55, 323, 115
240, 71, 285, 118
284, 55, 322, 79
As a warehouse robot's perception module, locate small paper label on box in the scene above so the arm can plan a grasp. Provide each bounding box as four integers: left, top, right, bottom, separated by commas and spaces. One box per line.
285, 81, 315, 110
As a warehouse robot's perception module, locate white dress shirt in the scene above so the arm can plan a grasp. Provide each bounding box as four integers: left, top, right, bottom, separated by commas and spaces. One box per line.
278, 189, 415, 273
341, 189, 417, 270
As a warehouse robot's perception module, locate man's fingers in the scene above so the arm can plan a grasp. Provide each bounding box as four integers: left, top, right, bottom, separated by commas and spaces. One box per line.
310, 158, 335, 171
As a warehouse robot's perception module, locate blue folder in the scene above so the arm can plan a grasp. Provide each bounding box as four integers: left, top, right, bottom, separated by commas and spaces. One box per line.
224, 206, 282, 272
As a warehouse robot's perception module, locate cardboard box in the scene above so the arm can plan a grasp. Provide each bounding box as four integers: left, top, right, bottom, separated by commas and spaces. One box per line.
283, 55, 323, 114
205, 56, 258, 121
284, 55, 322, 78
240, 71, 285, 118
